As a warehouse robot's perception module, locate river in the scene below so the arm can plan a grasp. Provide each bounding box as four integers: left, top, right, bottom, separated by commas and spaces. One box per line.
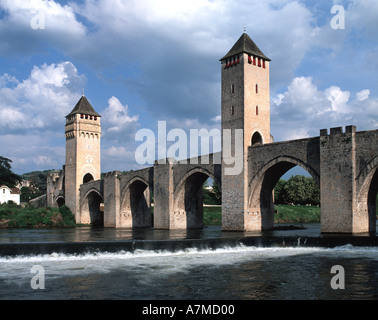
0, 224, 377, 300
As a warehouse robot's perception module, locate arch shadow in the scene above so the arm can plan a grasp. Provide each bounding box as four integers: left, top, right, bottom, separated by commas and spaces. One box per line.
357, 161, 378, 233
55, 196, 65, 208
120, 177, 152, 228
174, 167, 221, 229
81, 189, 104, 227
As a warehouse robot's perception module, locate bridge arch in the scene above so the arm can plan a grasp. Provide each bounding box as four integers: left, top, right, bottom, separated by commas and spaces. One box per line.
55, 196, 65, 208
81, 188, 104, 227
248, 155, 320, 230
356, 158, 378, 233
120, 176, 152, 228
173, 167, 220, 229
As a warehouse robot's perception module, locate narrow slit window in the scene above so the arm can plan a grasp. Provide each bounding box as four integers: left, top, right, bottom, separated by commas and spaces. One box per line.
231, 84, 234, 93
256, 84, 258, 94
256, 106, 259, 116
231, 106, 235, 116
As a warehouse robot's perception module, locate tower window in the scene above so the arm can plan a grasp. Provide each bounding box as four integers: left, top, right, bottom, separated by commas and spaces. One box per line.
248, 55, 252, 64
231, 106, 234, 116
256, 84, 258, 94
258, 58, 262, 67
263, 60, 266, 68
253, 57, 256, 66
256, 106, 259, 115
231, 84, 234, 93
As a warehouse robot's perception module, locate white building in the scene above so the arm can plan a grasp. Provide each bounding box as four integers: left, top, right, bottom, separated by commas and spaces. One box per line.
0, 185, 20, 205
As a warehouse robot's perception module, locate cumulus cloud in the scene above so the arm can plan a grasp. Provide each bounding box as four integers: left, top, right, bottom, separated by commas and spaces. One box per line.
0, 0, 86, 55
0, 61, 86, 173
271, 77, 378, 141
0, 61, 86, 133
357, 89, 370, 102
6, 0, 316, 123
101, 96, 139, 141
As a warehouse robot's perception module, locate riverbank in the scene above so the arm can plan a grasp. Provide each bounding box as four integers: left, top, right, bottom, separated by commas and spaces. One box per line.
0, 204, 76, 228
0, 203, 375, 229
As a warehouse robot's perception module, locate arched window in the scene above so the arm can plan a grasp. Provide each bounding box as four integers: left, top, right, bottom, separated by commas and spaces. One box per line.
251, 132, 263, 146
83, 173, 94, 184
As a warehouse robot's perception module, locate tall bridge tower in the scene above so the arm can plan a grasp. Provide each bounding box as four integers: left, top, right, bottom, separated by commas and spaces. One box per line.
220, 32, 271, 231
64, 96, 102, 223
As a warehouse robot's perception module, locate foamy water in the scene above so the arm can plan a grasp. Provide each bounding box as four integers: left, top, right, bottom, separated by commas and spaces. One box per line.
1, 244, 378, 299
0, 245, 376, 281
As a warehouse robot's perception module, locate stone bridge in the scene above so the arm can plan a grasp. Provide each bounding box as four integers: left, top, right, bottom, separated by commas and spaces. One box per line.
245, 125, 378, 233
49, 126, 378, 234
78, 153, 221, 230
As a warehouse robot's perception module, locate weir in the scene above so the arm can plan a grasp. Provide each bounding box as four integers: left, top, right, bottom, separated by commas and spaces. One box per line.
1, 225, 378, 257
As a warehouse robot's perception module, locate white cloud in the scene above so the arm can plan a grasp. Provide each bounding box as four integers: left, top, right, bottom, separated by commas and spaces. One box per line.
101, 145, 143, 172
325, 86, 350, 113
0, 61, 86, 132
0, 0, 86, 54
0, 133, 65, 173
101, 96, 139, 141
347, 0, 378, 39
357, 89, 370, 102
272, 77, 378, 141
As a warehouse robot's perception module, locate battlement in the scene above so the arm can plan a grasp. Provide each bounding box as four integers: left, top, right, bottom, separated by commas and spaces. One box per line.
320, 125, 357, 136
104, 171, 121, 178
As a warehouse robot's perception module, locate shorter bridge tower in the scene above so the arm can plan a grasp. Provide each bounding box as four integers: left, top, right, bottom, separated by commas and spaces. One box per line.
65, 96, 102, 223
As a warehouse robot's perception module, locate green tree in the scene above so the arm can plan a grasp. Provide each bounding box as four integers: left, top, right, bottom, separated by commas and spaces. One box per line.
277, 175, 320, 205
212, 180, 221, 204
202, 180, 221, 205
274, 179, 286, 204
0, 156, 21, 187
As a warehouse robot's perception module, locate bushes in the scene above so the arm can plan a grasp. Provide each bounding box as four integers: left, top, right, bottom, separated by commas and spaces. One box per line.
59, 205, 76, 226
0, 203, 76, 228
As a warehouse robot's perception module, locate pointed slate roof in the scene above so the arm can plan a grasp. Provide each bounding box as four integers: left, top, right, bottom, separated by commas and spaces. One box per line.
220, 33, 271, 62
66, 96, 101, 118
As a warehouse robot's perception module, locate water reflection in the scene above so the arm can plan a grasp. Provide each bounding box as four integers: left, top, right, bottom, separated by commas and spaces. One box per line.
0, 224, 324, 243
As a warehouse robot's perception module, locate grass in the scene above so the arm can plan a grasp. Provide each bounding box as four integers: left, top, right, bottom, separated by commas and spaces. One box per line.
274, 204, 320, 224
203, 206, 222, 226
202, 204, 322, 226
0, 203, 76, 228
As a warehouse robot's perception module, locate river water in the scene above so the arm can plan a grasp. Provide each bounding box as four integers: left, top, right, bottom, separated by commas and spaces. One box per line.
0, 224, 378, 300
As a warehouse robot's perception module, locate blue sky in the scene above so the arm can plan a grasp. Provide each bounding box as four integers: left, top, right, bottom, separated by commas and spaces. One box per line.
0, 0, 377, 176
